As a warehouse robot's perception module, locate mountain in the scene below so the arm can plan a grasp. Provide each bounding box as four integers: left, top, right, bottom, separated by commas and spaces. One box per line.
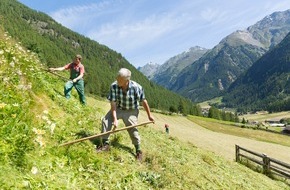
150, 46, 208, 89
0, 0, 199, 114
137, 62, 160, 80
169, 10, 290, 102
222, 32, 290, 112
139, 46, 207, 88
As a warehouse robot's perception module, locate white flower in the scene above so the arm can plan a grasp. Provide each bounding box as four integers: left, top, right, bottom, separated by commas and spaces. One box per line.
0, 102, 7, 109
31, 166, 38, 174
43, 110, 49, 114
23, 180, 30, 187
12, 103, 19, 107
3, 77, 9, 83
16, 70, 22, 76
50, 123, 56, 134
41, 115, 48, 121
27, 84, 32, 90
35, 136, 45, 147
9, 61, 15, 67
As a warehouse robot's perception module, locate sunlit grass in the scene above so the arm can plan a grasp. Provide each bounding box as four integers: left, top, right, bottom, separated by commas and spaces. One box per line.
187, 115, 290, 147
1, 29, 289, 189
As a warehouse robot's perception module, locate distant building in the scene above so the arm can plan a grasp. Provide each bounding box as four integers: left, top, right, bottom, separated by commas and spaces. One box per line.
265, 119, 285, 127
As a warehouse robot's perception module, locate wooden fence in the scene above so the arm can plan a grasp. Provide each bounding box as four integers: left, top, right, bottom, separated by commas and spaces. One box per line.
235, 145, 290, 179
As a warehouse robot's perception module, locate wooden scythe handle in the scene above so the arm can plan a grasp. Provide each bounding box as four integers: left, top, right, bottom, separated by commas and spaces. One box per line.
59, 121, 154, 147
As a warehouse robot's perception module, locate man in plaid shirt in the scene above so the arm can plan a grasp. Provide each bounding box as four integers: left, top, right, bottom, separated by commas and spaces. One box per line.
97, 68, 155, 161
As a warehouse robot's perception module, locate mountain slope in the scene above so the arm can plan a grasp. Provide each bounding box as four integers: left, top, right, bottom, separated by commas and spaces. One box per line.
137, 62, 160, 80
0, 0, 198, 113
151, 46, 208, 89
0, 29, 289, 189
222, 32, 290, 112
171, 9, 290, 102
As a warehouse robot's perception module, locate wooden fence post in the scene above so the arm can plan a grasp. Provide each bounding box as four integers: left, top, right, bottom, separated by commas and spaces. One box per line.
262, 154, 270, 175
235, 144, 240, 162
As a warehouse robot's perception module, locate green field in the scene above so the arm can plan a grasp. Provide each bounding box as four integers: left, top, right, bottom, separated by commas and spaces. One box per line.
1, 32, 290, 189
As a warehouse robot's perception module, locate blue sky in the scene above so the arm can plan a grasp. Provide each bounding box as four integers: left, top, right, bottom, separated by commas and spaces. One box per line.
18, 0, 290, 67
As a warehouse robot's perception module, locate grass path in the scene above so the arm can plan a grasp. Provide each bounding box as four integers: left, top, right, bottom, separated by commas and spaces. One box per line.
139, 111, 290, 163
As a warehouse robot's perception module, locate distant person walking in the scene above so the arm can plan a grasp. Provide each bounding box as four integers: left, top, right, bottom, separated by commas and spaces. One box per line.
97, 68, 155, 161
49, 54, 86, 105
165, 123, 169, 134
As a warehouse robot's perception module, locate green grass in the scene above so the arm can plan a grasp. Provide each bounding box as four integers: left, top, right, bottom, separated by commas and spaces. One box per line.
187, 115, 290, 147
1, 30, 290, 189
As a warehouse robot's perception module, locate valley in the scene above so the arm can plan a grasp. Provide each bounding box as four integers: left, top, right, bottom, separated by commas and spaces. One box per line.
137, 108, 290, 163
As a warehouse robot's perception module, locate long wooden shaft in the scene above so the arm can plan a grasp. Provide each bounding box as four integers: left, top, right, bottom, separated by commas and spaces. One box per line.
41, 68, 69, 81
59, 121, 154, 147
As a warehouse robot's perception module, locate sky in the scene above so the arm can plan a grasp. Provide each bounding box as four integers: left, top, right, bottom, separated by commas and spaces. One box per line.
18, 0, 290, 68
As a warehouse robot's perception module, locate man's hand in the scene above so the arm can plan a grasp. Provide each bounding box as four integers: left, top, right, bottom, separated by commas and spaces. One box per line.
72, 78, 77, 83
148, 115, 155, 124
49, 68, 55, 72
112, 120, 118, 131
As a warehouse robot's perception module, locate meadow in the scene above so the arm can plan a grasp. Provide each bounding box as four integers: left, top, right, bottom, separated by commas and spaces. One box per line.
1, 31, 290, 189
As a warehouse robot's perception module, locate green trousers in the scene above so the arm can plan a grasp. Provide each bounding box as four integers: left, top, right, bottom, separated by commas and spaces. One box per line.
64, 79, 86, 105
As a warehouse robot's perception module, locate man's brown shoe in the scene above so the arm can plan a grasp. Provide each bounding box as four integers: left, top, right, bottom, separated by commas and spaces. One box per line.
136, 151, 143, 161
96, 144, 110, 152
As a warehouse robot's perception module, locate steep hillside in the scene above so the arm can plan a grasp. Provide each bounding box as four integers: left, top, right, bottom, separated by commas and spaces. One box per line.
171, 9, 290, 102
0, 0, 199, 114
1, 29, 289, 190
222, 32, 290, 112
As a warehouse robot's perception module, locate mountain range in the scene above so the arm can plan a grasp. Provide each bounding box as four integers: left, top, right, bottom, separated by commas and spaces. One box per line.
140, 10, 290, 109
223, 31, 290, 112
139, 46, 208, 89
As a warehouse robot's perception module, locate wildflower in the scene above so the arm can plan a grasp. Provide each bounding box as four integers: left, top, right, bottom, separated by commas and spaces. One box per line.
17, 85, 24, 90
50, 123, 56, 134
3, 77, 9, 83
17, 45, 24, 52
47, 120, 52, 125
35, 136, 45, 147
27, 83, 32, 90
41, 115, 48, 121
11, 114, 16, 118
43, 110, 49, 114
23, 180, 30, 187
9, 61, 15, 67
16, 70, 22, 76
0, 102, 7, 109
31, 166, 38, 174
12, 103, 19, 107
32, 128, 45, 135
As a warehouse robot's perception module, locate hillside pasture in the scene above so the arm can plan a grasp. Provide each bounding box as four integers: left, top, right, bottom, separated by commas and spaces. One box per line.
138, 111, 290, 165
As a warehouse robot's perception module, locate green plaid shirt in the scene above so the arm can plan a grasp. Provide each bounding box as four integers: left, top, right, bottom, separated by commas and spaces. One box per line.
108, 80, 145, 110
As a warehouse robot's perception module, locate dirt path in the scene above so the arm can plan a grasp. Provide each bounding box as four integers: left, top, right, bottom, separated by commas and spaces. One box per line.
140, 111, 290, 163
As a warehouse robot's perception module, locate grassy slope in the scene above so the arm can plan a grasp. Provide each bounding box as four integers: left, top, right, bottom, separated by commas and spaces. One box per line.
1, 32, 289, 189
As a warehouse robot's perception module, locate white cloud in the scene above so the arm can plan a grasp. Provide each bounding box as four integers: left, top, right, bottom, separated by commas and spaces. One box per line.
45, 0, 290, 67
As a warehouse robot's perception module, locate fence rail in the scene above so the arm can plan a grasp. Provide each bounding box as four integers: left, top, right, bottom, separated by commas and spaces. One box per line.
235, 145, 290, 179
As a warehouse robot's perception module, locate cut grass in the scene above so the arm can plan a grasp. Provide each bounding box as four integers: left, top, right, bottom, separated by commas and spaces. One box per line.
187, 115, 290, 147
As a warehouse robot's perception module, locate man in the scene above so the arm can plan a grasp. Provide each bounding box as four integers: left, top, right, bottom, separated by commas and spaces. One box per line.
97, 68, 155, 161
165, 123, 169, 134
49, 54, 86, 105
